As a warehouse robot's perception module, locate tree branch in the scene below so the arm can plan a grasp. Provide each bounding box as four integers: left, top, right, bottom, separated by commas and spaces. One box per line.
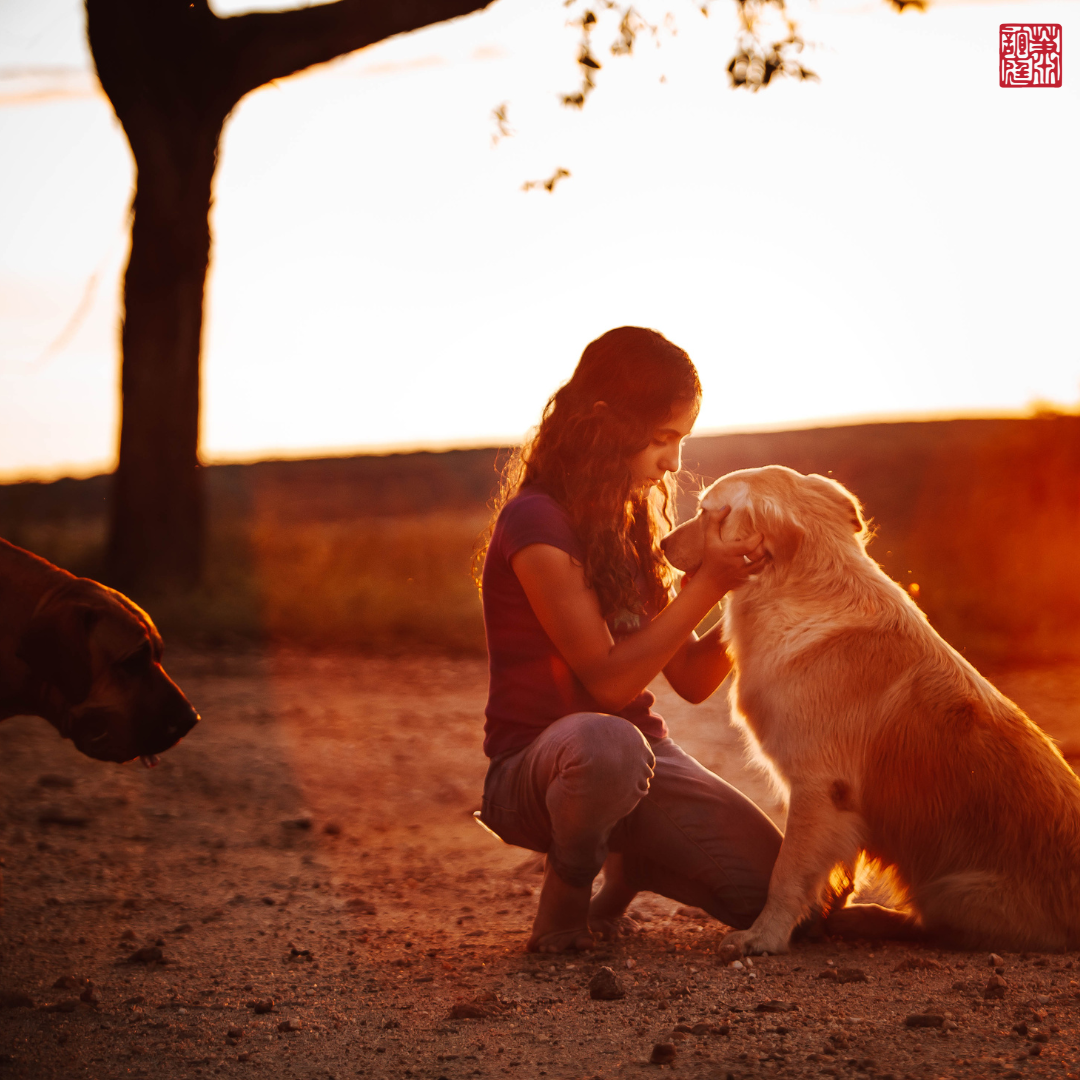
221, 0, 495, 101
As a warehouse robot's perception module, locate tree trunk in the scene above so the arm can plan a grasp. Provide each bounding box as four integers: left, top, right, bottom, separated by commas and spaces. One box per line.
107, 116, 221, 592
86, 0, 493, 594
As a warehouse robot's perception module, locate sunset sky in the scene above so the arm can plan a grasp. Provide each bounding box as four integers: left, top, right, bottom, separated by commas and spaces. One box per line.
1, 0, 1077, 482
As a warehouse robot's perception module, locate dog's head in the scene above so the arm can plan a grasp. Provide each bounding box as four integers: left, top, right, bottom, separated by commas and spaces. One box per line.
662, 465, 868, 576
16, 577, 199, 765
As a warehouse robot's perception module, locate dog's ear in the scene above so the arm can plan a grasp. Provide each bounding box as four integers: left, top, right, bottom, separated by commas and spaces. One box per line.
17, 599, 98, 705
98, 584, 165, 658
749, 494, 804, 564
809, 474, 866, 534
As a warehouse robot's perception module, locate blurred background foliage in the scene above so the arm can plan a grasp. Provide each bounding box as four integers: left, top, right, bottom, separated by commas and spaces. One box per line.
2, 417, 1078, 667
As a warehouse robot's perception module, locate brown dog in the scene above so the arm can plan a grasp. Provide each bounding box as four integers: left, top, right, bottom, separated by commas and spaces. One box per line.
663, 465, 1080, 955
1, 537, 198, 766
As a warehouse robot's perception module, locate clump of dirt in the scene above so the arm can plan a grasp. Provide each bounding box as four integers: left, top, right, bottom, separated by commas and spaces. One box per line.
2, 651, 1079, 1079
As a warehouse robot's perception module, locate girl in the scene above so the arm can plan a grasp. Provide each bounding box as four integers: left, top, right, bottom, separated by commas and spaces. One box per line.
477, 326, 782, 953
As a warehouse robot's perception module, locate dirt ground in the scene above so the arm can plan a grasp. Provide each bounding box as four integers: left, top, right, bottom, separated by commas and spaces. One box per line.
3, 652, 1080, 1080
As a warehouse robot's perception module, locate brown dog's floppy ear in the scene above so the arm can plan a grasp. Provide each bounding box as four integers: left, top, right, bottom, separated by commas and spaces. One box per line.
16, 600, 98, 705
101, 586, 164, 656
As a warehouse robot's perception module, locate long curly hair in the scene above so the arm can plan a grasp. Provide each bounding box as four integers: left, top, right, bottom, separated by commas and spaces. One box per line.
477, 327, 701, 620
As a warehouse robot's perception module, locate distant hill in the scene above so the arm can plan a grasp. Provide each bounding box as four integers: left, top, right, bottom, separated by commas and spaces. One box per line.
2, 416, 1078, 663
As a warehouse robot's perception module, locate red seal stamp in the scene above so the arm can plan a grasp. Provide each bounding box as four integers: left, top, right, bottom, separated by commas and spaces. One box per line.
1000, 24, 1062, 88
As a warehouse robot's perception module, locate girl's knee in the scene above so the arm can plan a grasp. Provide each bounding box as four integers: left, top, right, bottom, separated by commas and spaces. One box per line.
565, 713, 654, 778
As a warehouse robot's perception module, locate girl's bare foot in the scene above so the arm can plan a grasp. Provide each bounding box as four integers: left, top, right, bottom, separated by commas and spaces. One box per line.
526, 862, 596, 953
588, 853, 639, 941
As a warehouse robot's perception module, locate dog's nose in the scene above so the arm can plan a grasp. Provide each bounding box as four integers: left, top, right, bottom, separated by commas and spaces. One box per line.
174, 704, 199, 738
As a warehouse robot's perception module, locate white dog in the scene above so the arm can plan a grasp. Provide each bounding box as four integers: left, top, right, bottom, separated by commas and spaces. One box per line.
662, 465, 1080, 956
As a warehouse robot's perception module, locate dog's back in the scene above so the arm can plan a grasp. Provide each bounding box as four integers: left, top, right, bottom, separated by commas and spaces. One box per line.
860, 639, 1080, 950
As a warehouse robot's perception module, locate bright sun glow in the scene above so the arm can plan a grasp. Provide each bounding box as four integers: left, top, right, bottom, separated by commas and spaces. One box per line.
1, 0, 1078, 481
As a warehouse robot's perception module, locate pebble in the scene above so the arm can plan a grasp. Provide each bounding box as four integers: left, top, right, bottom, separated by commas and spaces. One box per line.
650, 1043, 677, 1065
127, 946, 164, 964
691, 1023, 730, 1036
730, 961, 745, 970
989, 953, 1005, 967
839, 968, 869, 983
277, 1018, 302, 1033
227, 1027, 244, 1040
588, 967, 626, 1001
904, 1013, 945, 1028
253, 999, 275, 1014
756, 1000, 798, 1013
983, 974, 1008, 1000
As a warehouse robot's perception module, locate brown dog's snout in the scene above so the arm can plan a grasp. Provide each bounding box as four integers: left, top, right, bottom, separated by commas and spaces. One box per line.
140, 693, 199, 756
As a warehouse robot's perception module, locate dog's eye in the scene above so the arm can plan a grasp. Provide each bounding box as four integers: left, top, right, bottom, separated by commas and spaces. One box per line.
118, 643, 152, 675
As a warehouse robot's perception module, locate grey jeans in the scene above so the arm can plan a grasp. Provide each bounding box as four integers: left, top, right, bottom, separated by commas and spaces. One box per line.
480, 712, 783, 930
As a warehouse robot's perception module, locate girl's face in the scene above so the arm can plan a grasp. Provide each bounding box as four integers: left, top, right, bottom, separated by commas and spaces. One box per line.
627, 398, 699, 490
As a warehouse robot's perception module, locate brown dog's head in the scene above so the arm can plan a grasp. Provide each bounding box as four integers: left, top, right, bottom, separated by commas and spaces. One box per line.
662, 465, 868, 576
16, 577, 199, 764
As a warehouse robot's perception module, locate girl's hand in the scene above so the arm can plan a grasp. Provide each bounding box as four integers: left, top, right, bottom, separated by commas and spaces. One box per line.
695, 507, 767, 597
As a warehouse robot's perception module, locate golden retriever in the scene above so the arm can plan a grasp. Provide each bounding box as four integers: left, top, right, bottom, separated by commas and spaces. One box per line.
662, 465, 1080, 956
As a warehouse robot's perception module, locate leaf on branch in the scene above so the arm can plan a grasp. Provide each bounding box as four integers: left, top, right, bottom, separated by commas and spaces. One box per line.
726, 0, 818, 91
522, 167, 571, 194
491, 101, 514, 146
610, 6, 656, 56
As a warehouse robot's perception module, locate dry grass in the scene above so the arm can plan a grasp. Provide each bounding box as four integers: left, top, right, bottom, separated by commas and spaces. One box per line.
7, 511, 488, 654
247, 511, 488, 652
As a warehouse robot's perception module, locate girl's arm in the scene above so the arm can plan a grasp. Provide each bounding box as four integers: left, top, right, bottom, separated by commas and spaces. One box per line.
510, 508, 764, 713
661, 620, 730, 704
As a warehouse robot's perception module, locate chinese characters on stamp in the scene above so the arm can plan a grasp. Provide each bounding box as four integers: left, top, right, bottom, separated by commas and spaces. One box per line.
1000, 24, 1062, 88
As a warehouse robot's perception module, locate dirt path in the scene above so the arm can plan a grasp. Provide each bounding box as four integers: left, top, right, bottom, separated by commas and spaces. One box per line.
3, 653, 1080, 1080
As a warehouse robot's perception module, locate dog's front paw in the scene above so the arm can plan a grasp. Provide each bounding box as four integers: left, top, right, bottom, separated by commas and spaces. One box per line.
718, 930, 755, 962
719, 927, 792, 962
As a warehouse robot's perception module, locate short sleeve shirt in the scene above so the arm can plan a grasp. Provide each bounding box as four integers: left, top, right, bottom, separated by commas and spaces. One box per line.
481, 485, 668, 758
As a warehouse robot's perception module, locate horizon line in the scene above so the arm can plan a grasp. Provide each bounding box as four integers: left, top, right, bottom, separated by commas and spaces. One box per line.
2, 405, 1075, 487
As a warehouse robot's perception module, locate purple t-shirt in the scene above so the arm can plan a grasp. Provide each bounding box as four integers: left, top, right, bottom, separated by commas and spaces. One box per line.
482, 485, 668, 759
